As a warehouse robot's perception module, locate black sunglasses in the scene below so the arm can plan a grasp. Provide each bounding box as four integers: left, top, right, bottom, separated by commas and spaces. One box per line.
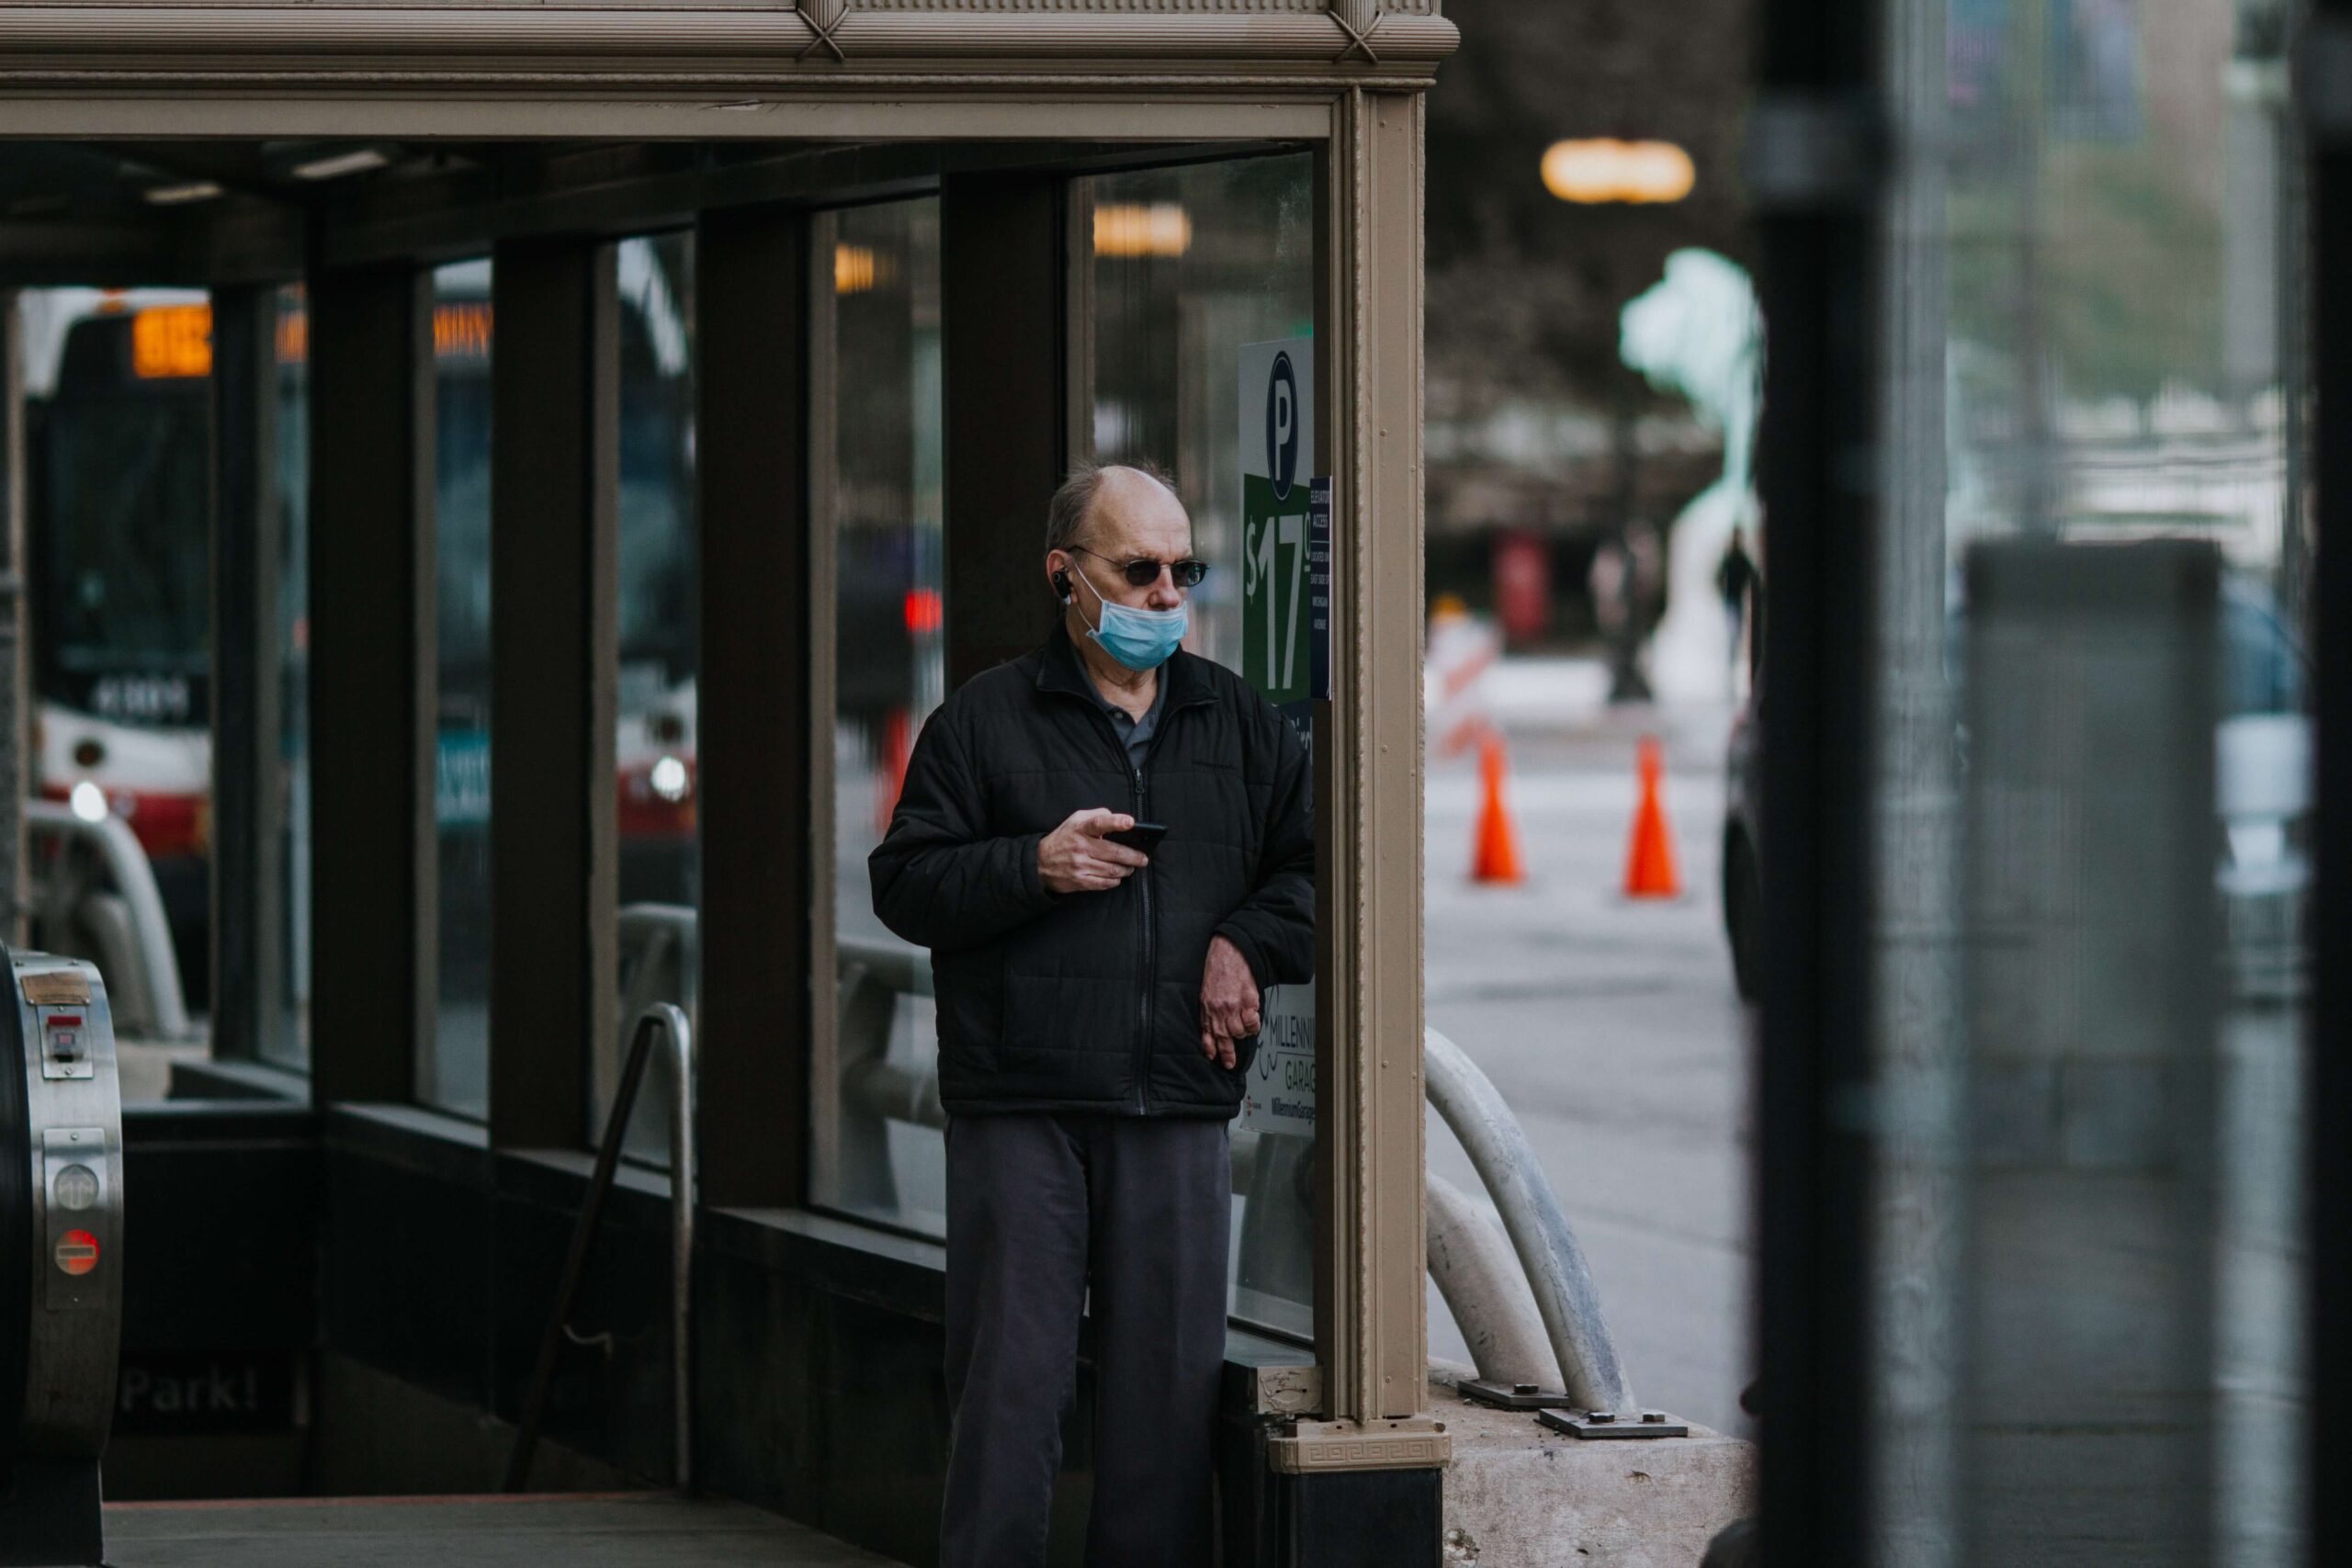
1075, 546, 1210, 590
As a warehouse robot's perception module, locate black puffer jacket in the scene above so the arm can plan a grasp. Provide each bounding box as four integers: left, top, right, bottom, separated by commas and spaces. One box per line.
869, 628, 1313, 1118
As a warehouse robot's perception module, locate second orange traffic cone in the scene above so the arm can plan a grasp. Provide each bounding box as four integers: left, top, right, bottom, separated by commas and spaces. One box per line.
1471, 732, 1526, 886
1622, 735, 1681, 898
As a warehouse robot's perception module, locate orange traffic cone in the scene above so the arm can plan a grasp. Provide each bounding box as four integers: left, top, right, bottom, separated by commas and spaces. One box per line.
1622, 735, 1681, 898
1471, 733, 1526, 886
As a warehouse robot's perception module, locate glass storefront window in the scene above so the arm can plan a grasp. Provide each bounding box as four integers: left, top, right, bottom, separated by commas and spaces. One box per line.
13, 284, 311, 1082
272, 281, 311, 1070
1088, 153, 1317, 672
423, 258, 493, 1117
1084, 152, 1317, 1337
809, 197, 947, 1235
18, 287, 215, 1077
604, 231, 699, 1163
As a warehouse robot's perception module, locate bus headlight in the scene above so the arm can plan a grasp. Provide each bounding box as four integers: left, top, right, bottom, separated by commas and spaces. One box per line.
649, 755, 690, 804
68, 782, 107, 824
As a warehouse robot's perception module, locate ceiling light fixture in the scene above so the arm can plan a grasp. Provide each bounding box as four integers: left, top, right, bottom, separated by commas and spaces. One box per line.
290, 149, 390, 181
143, 181, 224, 206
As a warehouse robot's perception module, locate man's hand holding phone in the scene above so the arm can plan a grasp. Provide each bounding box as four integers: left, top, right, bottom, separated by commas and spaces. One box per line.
1038, 807, 1153, 894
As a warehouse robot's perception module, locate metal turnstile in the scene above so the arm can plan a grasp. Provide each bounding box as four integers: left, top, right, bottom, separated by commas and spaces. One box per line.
0, 949, 124, 1568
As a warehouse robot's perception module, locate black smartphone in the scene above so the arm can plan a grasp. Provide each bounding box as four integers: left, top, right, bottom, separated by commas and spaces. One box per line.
1106, 820, 1169, 853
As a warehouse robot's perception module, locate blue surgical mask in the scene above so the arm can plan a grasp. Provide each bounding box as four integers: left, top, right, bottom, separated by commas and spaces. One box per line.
1072, 564, 1188, 671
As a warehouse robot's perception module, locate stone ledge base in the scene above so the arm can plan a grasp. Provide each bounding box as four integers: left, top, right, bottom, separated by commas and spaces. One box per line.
1433, 1375, 1755, 1566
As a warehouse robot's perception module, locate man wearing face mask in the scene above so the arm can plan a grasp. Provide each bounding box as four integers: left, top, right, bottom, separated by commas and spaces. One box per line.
870, 460, 1313, 1568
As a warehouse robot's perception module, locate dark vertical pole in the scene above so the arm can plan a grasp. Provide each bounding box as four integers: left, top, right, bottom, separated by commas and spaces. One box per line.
0, 293, 26, 948
695, 206, 809, 1210
1749, 17, 1883, 1568
488, 238, 618, 1151
942, 172, 1066, 690
2305, 18, 2350, 1563
309, 263, 434, 1105
209, 285, 284, 1064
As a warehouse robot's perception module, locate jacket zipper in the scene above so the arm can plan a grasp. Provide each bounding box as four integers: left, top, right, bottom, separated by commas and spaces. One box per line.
1063, 678, 1195, 1114
1131, 760, 1153, 1113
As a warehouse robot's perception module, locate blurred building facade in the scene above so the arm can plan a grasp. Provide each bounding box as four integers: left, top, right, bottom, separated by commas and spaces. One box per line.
1423, 0, 1755, 649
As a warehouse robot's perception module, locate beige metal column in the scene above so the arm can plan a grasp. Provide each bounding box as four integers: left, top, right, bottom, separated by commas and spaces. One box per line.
1273, 85, 1449, 1472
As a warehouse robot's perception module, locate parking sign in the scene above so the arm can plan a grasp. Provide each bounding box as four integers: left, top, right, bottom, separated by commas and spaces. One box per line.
1239, 340, 1318, 706
1237, 337, 1319, 1134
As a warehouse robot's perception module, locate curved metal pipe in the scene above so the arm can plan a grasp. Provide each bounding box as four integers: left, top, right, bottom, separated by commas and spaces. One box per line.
26, 799, 191, 1040
1423, 1025, 1633, 1412
1426, 1171, 1561, 1393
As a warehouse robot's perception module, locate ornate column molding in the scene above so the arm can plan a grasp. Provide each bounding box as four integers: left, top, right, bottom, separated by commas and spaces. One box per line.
797, 0, 848, 62
1329, 0, 1380, 64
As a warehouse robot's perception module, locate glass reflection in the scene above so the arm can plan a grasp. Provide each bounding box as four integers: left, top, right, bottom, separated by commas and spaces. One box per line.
20, 286, 216, 1067
813, 198, 947, 1234
1870, 0, 2308, 1557
275, 282, 311, 1069
605, 231, 699, 1164
1086, 152, 1317, 1337
424, 258, 493, 1117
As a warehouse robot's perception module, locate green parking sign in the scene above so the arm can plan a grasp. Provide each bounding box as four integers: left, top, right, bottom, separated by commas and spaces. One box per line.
1242, 474, 1315, 704
1238, 337, 1318, 706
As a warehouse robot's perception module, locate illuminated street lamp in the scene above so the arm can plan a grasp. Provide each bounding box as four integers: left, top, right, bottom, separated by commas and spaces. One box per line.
1541, 139, 1696, 205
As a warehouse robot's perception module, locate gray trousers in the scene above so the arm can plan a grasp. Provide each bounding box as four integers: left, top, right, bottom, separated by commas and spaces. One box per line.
941, 1112, 1231, 1568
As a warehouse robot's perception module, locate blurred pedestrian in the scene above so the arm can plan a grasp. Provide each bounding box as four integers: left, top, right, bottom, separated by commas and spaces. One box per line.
1591, 531, 1653, 703
1714, 525, 1757, 679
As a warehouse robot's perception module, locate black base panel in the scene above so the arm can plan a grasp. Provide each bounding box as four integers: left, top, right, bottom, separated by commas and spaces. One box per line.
0, 1458, 103, 1567
1285, 1465, 1442, 1568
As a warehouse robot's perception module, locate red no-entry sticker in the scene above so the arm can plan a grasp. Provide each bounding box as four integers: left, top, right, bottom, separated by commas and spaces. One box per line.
55, 1229, 98, 1277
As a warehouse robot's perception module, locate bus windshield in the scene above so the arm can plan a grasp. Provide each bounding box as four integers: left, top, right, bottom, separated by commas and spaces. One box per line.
28, 291, 695, 729
35, 365, 212, 717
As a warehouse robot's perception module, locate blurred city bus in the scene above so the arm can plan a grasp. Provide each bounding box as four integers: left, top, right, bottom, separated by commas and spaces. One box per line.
22, 271, 704, 1013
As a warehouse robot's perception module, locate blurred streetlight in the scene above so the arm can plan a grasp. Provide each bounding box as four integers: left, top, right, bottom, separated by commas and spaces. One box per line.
1092, 202, 1193, 258
835, 243, 878, 295
1540, 139, 1695, 205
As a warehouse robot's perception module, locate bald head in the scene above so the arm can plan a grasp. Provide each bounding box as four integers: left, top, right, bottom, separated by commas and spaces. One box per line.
1043, 459, 1194, 619
1044, 460, 1184, 558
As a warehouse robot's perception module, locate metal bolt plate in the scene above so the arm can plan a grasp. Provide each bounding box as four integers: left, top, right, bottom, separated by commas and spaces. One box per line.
1460, 1379, 1574, 1410
1537, 1408, 1690, 1439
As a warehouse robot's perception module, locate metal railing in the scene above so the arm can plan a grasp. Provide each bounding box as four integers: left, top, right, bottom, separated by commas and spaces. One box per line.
1424, 1025, 1633, 1412
617, 904, 697, 1032
25, 799, 192, 1041
507, 1003, 697, 1495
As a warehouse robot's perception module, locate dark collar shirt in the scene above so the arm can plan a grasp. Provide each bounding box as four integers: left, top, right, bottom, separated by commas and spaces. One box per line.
1088, 668, 1167, 773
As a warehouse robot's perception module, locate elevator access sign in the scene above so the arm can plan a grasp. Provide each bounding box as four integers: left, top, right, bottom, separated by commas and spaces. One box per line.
1238, 339, 1327, 706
